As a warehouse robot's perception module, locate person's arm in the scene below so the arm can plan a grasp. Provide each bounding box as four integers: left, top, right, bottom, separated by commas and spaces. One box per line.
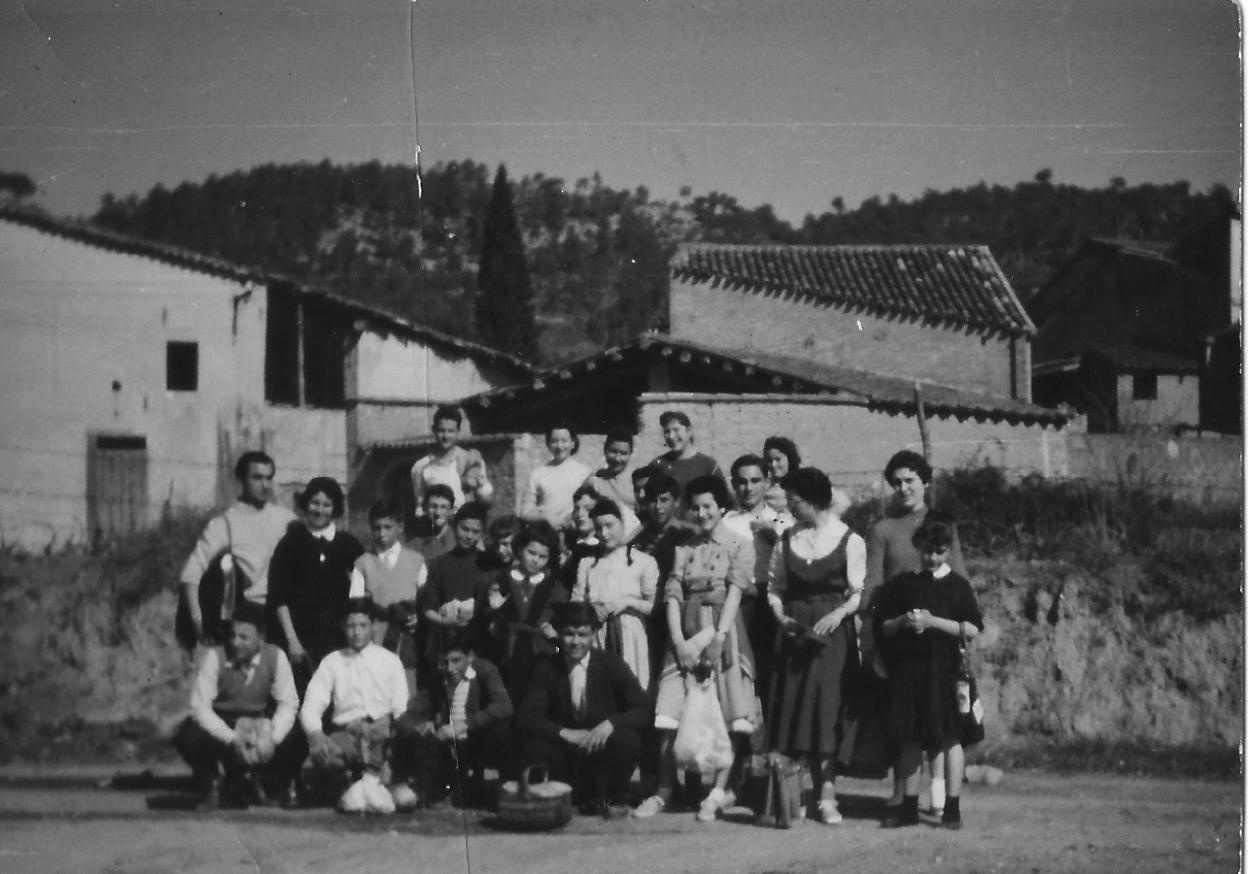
519, 466, 542, 521
189, 648, 236, 744
470, 663, 514, 728
766, 535, 791, 624
386, 654, 411, 719
626, 553, 659, 617
411, 460, 428, 518
864, 522, 887, 611
275, 606, 305, 662
179, 515, 230, 640
571, 555, 590, 603
462, 449, 494, 506
700, 584, 742, 667
268, 536, 306, 661
814, 532, 866, 635
269, 650, 299, 744
348, 559, 368, 599
299, 656, 334, 737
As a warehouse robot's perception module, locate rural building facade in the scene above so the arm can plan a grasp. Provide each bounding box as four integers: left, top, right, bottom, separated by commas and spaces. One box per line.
0, 209, 530, 549
1028, 221, 1241, 434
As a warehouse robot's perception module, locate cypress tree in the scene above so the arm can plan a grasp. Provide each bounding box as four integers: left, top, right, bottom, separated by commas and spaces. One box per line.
475, 164, 537, 360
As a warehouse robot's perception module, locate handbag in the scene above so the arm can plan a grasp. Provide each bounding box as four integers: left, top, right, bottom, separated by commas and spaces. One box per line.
175, 515, 248, 649
757, 752, 805, 828
955, 628, 985, 746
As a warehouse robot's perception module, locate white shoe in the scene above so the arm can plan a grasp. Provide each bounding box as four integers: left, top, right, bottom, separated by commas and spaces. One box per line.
390, 783, 418, 812
697, 788, 726, 823
337, 778, 367, 814
818, 798, 843, 825
929, 777, 946, 815
632, 795, 666, 818
361, 774, 395, 814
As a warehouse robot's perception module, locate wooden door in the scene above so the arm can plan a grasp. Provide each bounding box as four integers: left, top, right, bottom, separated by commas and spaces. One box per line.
87, 434, 149, 539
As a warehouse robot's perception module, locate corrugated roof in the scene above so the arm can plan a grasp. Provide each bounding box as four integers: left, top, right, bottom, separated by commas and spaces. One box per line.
671, 243, 1035, 337
0, 207, 533, 373
462, 334, 1068, 426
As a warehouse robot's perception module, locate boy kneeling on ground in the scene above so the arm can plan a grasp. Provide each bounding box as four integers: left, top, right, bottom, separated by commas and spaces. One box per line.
174, 601, 301, 810
297, 598, 409, 813
393, 630, 514, 809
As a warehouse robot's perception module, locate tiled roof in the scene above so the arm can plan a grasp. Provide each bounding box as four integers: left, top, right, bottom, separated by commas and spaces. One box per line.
1086, 343, 1200, 374
0, 207, 533, 373
462, 334, 1069, 427
671, 243, 1035, 337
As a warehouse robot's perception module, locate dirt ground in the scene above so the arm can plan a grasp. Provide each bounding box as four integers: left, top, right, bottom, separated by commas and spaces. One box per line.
0, 768, 1238, 874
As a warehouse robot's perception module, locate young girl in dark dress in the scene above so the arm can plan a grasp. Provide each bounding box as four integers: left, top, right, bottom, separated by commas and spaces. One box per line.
267, 477, 365, 691
874, 513, 983, 830
472, 520, 567, 702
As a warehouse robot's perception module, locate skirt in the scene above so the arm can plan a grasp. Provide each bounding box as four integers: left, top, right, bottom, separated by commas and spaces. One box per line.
767, 597, 851, 756
654, 595, 757, 730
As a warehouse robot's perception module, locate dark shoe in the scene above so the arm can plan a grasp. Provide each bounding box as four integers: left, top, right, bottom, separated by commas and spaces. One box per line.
941, 809, 963, 830
249, 774, 278, 807
601, 802, 631, 821
880, 812, 921, 829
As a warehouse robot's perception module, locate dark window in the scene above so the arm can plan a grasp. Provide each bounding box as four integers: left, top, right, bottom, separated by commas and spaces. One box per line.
265, 290, 301, 405
302, 302, 348, 409
95, 434, 146, 450
166, 341, 198, 391
1132, 373, 1158, 400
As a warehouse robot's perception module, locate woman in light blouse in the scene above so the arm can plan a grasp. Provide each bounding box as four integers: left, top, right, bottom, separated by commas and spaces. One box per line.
766, 467, 866, 824
633, 476, 757, 823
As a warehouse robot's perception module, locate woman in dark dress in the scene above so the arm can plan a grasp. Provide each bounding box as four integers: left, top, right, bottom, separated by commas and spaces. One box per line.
766, 467, 866, 825
874, 514, 983, 830
267, 477, 364, 690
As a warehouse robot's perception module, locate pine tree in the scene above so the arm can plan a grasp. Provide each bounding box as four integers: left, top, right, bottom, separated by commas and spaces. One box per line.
475, 164, 537, 360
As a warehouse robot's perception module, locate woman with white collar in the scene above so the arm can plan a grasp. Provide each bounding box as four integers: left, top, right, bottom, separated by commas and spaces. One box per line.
267, 477, 364, 689
766, 467, 866, 825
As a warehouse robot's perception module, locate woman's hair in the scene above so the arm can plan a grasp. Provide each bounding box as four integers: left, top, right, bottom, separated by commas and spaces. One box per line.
884, 449, 932, 486
911, 511, 956, 552
780, 467, 833, 510
298, 476, 345, 517
487, 513, 519, 542
763, 436, 801, 473
572, 482, 602, 505
604, 427, 635, 448
432, 405, 463, 428
589, 498, 623, 521
658, 410, 692, 429
513, 519, 561, 559
685, 474, 732, 511
545, 422, 580, 454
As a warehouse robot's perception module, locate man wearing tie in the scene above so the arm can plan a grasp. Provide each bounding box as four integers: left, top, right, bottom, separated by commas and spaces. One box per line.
515, 602, 650, 818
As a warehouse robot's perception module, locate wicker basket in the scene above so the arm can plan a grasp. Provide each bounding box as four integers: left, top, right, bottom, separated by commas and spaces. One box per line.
496, 765, 573, 831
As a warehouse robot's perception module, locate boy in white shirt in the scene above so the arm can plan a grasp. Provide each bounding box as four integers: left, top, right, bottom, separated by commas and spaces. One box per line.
298, 599, 409, 813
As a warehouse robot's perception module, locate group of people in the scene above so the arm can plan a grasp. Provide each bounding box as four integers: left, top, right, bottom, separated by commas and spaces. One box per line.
175, 404, 983, 829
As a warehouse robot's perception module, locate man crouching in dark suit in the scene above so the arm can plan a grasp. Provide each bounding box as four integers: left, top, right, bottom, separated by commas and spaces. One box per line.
516, 601, 650, 818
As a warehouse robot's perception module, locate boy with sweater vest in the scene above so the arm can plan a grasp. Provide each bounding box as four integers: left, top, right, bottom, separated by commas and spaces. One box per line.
173, 601, 300, 810
350, 500, 426, 695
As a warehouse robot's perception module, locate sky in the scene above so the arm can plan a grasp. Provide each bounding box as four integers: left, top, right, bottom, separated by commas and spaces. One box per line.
0, 0, 1241, 224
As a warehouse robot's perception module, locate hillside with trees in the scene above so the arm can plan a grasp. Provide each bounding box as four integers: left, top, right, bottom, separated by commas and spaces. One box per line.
85, 162, 1234, 363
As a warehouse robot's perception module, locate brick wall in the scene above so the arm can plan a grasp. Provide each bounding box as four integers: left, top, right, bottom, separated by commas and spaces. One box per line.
1066, 432, 1242, 506
670, 279, 1023, 400
636, 393, 1071, 499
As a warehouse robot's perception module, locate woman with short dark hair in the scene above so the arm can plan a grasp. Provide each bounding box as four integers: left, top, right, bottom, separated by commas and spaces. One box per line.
267, 477, 364, 688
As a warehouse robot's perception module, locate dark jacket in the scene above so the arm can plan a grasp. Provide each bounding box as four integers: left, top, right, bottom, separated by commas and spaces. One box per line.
407, 657, 513, 735
516, 649, 651, 741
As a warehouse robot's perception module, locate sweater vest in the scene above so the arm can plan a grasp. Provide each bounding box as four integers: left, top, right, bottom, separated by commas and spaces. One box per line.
359, 549, 425, 606
212, 644, 279, 718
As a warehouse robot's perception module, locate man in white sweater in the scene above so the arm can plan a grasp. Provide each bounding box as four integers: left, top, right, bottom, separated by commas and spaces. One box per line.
178, 451, 296, 645
297, 598, 409, 813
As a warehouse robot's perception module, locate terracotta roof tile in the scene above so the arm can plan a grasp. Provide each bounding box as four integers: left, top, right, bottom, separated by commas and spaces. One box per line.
671, 243, 1034, 336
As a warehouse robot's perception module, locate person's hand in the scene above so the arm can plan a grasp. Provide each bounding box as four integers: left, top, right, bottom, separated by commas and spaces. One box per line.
287, 640, 310, 668
904, 609, 929, 633
488, 588, 506, 610
403, 614, 420, 631
583, 720, 615, 753
771, 604, 793, 626
675, 639, 700, 672
435, 722, 457, 742
539, 622, 557, 640
559, 728, 591, 748
700, 633, 726, 668
813, 610, 844, 636
307, 731, 337, 766
413, 720, 436, 738
230, 735, 251, 765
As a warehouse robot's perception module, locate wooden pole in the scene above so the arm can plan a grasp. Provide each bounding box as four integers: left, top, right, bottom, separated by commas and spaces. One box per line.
914, 381, 934, 504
